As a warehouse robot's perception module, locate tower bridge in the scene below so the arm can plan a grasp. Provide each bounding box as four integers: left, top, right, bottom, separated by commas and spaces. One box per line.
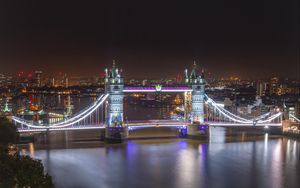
12, 61, 283, 142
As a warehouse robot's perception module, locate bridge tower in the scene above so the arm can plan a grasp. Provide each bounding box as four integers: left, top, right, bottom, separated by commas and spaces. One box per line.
184, 62, 208, 139
104, 61, 127, 143
184, 62, 205, 124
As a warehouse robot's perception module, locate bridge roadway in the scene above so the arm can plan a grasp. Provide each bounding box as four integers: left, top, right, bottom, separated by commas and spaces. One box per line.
17, 119, 282, 133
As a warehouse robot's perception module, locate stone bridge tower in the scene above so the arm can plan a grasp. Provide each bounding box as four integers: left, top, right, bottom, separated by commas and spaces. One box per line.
104, 61, 128, 143
184, 62, 205, 124
105, 61, 124, 126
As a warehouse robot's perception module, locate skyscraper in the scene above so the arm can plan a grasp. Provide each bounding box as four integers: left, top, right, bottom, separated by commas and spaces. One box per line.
269, 77, 279, 95
35, 71, 43, 87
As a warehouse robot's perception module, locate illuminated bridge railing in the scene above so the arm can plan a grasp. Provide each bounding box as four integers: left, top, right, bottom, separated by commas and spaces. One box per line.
14, 91, 283, 133
17, 120, 187, 133
18, 124, 106, 133
13, 94, 109, 130
204, 94, 282, 126
123, 86, 192, 92
290, 113, 300, 123
207, 122, 282, 127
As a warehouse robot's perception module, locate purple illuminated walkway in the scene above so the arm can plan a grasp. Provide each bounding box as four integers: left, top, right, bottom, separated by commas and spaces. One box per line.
123, 86, 192, 92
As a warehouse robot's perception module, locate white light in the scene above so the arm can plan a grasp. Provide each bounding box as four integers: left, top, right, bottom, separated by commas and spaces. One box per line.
205, 95, 252, 123
209, 123, 281, 127
290, 114, 300, 123
257, 112, 282, 123
206, 99, 252, 123
215, 103, 224, 107
205, 95, 282, 125
13, 94, 109, 129
49, 94, 107, 126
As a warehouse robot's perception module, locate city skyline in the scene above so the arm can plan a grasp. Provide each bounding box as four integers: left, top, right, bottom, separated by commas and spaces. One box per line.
1, 66, 299, 81
0, 1, 299, 188
0, 0, 299, 79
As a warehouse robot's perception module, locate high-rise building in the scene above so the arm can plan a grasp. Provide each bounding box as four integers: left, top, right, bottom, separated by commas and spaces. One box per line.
269, 77, 279, 95
51, 78, 55, 87
35, 71, 43, 87
63, 74, 68, 88
256, 80, 268, 96
277, 84, 287, 95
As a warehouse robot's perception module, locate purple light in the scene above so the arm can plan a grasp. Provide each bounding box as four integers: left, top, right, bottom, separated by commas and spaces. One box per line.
199, 125, 207, 130
124, 87, 155, 90
162, 87, 191, 90
124, 86, 192, 92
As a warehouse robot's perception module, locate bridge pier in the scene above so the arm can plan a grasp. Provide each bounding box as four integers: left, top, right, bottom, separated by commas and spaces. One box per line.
105, 127, 128, 143
187, 124, 210, 140
178, 126, 188, 138
264, 126, 282, 135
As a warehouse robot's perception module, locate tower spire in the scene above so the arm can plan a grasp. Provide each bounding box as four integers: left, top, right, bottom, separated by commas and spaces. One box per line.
201, 69, 205, 79
190, 60, 198, 79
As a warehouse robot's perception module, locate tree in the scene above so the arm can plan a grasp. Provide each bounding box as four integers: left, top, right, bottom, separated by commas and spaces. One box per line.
0, 147, 15, 187
0, 117, 54, 187
13, 155, 53, 188
0, 117, 19, 146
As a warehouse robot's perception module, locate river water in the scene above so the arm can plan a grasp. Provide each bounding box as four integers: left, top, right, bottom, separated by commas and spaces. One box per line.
20, 132, 300, 188
19, 95, 300, 188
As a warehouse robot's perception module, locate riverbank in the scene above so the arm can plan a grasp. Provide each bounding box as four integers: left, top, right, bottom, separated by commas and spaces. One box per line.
284, 130, 300, 139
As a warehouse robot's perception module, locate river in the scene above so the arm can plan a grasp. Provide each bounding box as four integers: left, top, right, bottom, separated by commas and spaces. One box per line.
18, 95, 300, 188
20, 130, 300, 188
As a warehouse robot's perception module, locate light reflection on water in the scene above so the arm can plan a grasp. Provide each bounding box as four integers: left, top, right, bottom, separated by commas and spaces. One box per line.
17, 95, 300, 188
22, 135, 300, 188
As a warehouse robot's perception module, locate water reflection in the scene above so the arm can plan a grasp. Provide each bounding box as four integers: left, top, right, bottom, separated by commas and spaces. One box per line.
209, 127, 226, 143
21, 137, 300, 188
293, 141, 297, 159
28, 143, 35, 158
176, 141, 196, 187
271, 139, 283, 188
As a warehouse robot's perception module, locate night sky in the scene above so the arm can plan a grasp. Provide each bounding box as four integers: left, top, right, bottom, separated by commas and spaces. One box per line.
0, 0, 299, 79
